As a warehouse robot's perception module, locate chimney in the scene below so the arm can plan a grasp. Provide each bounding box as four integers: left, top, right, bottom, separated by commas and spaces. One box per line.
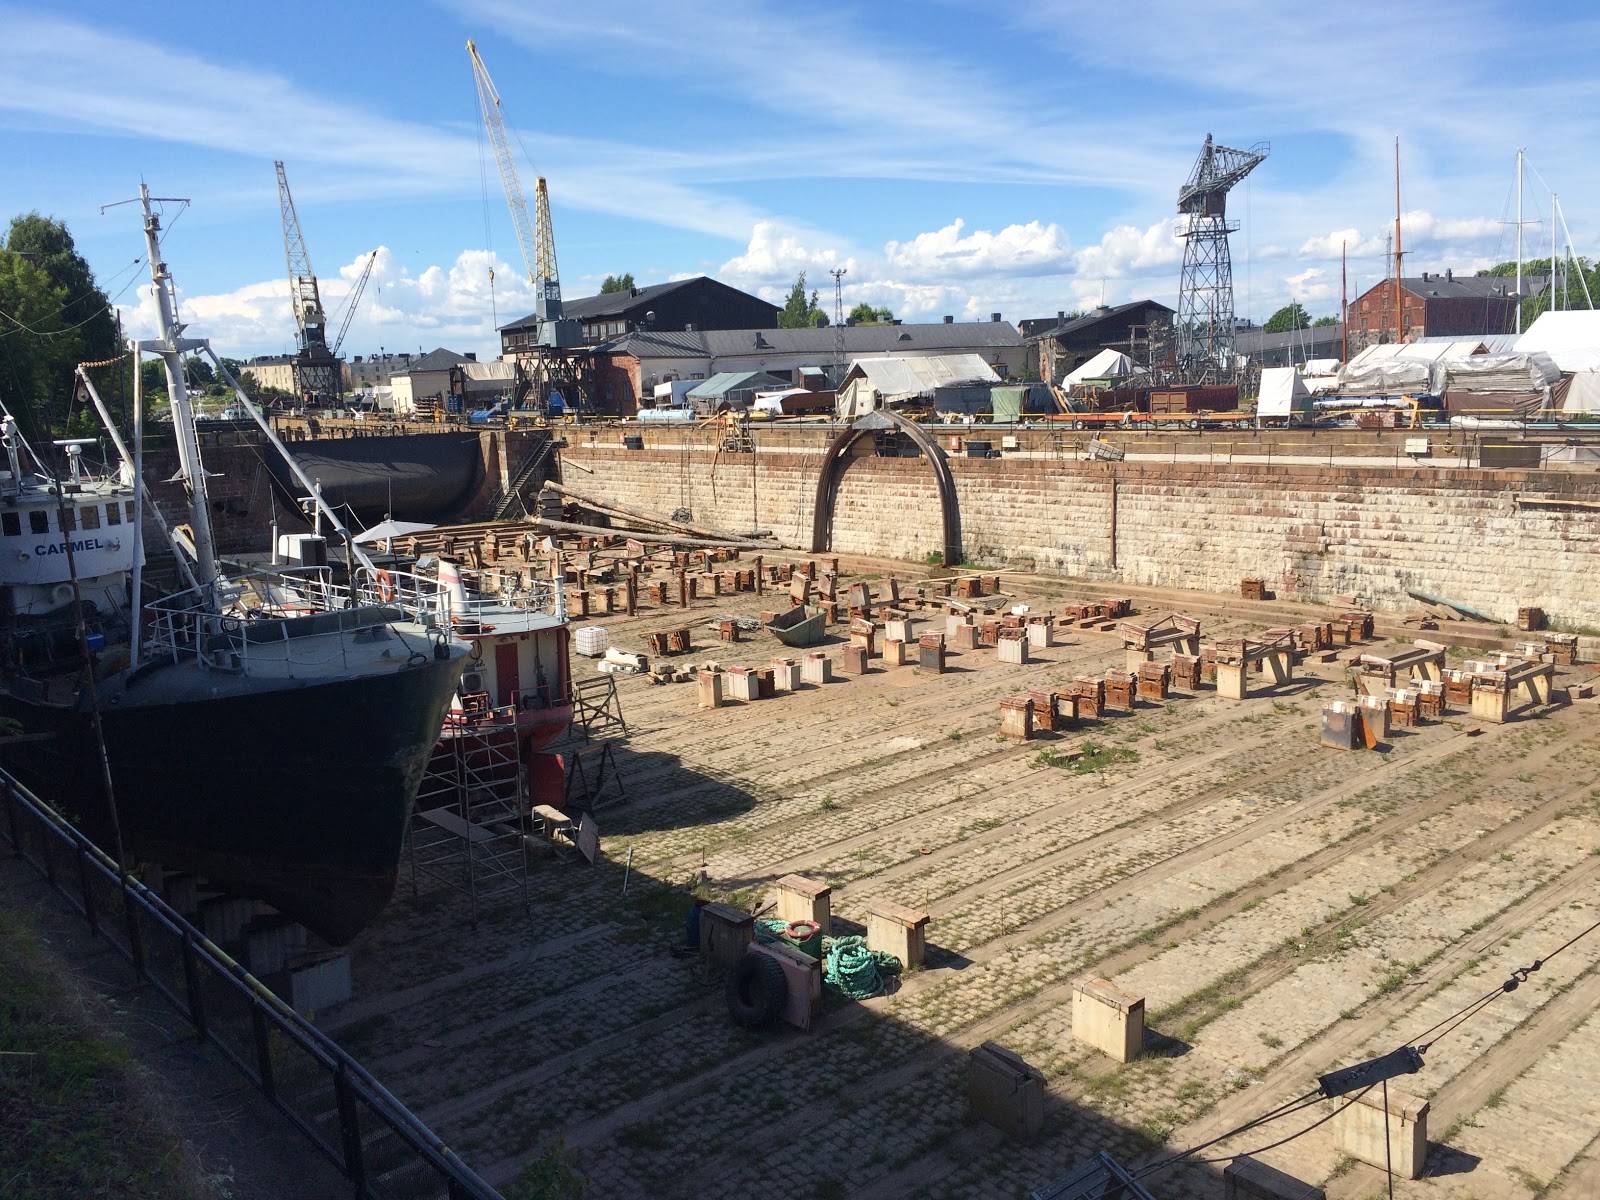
465, 352, 477, 362
684, 323, 697, 333
1446, 268, 1453, 282
1420, 271, 1429, 282
1057, 310, 1065, 319
943, 315, 954, 324
991, 312, 1001, 323
629, 287, 639, 297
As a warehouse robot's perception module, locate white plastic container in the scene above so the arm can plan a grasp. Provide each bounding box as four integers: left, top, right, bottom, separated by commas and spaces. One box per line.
575, 626, 610, 657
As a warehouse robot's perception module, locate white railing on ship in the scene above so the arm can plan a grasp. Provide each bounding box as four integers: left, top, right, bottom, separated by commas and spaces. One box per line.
348, 565, 562, 626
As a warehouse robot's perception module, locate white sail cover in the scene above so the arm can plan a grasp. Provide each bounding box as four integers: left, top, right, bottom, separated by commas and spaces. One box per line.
1513, 311, 1600, 372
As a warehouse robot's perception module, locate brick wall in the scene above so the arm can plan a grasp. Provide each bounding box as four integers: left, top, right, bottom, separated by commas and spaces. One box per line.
561, 439, 1600, 626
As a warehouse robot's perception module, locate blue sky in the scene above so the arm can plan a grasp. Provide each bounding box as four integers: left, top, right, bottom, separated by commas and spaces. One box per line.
4, 0, 1598, 362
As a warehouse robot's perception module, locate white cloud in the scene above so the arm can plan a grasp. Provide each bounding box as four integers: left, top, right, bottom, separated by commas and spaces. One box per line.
1072, 220, 1182, 278
1299, 228, 1384, 258
883, 219, 1074, 279
1283, 267, 1335, 304
717, 222, 853, 290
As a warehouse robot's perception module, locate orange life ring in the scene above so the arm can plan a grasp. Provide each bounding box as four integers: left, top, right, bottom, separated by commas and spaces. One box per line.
785, 919, 821, 941
375, 569, 396, 602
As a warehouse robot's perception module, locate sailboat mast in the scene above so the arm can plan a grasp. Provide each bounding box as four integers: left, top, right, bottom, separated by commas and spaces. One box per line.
136, 184, 219, 598
1515, 148, 1524, 334
1341, 239, 1348, 360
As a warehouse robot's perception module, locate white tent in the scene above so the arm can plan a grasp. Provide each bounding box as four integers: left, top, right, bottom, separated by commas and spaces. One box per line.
1063, 348, 1135, 387
835, 354, 1000, 418
1256, 367, 1312, 420
1513, 311, 1600, 372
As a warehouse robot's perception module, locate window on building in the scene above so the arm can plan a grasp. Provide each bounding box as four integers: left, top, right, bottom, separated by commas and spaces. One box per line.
28, 510, 48, 535
106, 502, 121, 526
1, 512, 18, 537
80, 505, 100, 530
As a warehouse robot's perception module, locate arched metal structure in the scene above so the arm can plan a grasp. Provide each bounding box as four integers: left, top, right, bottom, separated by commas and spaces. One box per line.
811, 410, 961, 567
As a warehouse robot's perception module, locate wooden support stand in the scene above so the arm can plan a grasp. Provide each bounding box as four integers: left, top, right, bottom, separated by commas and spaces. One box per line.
865, 899, 929, 968
1332, 1089, 1428, 1180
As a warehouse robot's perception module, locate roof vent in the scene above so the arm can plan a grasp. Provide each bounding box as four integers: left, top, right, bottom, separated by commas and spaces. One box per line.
684, 323, 697, 333
629, 287, 639, 297
1057, 310, 1065, 319
1420, 271, 1429, 282
898, 332, 911, 341
754, 332, 770, 348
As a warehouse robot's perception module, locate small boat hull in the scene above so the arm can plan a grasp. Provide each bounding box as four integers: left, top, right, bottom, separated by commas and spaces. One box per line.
766, 605, 826, 647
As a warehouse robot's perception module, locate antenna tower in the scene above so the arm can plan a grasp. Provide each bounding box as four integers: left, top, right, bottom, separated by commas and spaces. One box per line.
1175, 134, 1268, 384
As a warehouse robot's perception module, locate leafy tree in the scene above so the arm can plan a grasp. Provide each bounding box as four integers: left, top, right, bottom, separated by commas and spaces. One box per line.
778, 271, 828, 329
1312, 316, 1339, 327
598, 273, 636, 294
0, 214, 120, 440
1263, 302, 1310, 333
848, 302, 894, 325
1482, 257, 1600, 326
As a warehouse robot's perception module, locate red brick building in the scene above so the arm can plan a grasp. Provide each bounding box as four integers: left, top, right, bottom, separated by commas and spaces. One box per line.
1349, 270, 1547, 348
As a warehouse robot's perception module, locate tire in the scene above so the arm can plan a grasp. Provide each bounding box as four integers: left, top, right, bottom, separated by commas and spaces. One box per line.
725, 951, 788, 1028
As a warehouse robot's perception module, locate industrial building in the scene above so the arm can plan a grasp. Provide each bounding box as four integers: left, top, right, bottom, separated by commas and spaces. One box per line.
1349, 271, 1549, 347
1024, 300, 1175, 383
498, 276, 781, 355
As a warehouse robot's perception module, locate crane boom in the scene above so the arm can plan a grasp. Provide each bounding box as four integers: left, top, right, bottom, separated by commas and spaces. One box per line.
468, 41, 541, 292
332, 250, 378, 357
467, 38, 575, 345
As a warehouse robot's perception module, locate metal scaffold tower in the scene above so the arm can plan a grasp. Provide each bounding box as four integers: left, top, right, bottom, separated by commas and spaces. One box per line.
407, 720, 531, 924
1175, 134, 1267, 384
830, 268, 847, 386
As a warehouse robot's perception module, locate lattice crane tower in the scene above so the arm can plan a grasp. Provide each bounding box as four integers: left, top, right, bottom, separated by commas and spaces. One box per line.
1175, 134, 1268, 383
274, 160, 342, 405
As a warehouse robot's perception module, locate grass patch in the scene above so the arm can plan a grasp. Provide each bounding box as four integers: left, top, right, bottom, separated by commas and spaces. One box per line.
0, 908, 220, 1199
503, 1134, 587, 1199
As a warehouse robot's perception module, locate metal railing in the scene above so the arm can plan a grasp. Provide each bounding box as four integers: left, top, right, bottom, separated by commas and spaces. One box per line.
0, 770, 501, 1200
349, 565, 563, 627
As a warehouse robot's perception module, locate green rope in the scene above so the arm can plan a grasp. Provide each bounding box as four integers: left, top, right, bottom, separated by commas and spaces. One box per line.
823, 935, 902, 1000
754, 918, 790, 945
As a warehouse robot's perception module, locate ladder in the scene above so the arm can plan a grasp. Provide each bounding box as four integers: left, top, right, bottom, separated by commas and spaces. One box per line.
487, 436, 562, 520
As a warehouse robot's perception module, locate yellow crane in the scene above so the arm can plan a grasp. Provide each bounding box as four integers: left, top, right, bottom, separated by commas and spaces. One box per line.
467, 38, 575, 347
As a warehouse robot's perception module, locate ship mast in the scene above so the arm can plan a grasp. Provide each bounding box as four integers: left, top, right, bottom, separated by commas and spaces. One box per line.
135, 184, 220, 604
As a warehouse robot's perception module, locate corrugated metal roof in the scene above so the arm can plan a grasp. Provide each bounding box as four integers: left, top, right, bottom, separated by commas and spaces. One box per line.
842, 353, 1000, 399
686, 370, 791, 398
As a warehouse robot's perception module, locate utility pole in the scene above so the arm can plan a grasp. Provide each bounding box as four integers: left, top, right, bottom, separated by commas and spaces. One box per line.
830, 268, 847, 387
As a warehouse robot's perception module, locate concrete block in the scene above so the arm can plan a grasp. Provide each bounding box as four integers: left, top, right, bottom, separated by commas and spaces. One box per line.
997, 633, 1029, 665
697, 670, 723, 709
1072, 977, 1144, 1063
842, 644, 869, 674
1026, 621, 1055, 649
1332, 1088, 1428, 1180
1470, 679, 1510, 723
801, 653, 832, 685
1224, 1156, 1325, 1200
727, 667, 759, 702
771, 657, 801, 692
865, 899, 929, 968
1216, 661, 1247, 700
968, 1042, 1044, 1141
1124, 647, 1152, 674
886, 616, 916, 644
883, 638, 908, 667
774, 874, 832, 934
918, 635, 946, 673
698, 902, 754, 969
999, 695, 1034, 739
951, 622, 978, 650
277, 951, 351, 1016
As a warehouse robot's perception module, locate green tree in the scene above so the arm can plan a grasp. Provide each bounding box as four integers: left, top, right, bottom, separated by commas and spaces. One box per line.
1263, 302, 1310, 333
1312, 315, 1339, 327
848, 302, 894, 325
598, 273, 636, 294
1482, 257, 1599, 327
0, 214, 120, 441
778, 271, 828, 329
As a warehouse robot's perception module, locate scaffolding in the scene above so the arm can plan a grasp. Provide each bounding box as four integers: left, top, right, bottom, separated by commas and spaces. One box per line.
407, 718, 531, 924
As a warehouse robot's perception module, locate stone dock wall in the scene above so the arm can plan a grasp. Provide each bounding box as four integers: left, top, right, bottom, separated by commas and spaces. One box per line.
560, 428, 1600, 627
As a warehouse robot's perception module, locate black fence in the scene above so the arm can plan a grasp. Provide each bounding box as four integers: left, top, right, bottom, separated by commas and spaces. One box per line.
0, 771, 501, 1200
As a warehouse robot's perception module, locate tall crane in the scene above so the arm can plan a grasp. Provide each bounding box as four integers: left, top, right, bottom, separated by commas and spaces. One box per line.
274, 160, 343, 406
1174, 134, 1268, 384
467, 39, 578, 350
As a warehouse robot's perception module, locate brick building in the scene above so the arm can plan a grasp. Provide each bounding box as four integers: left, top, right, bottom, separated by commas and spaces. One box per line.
1349, 271, 1548, 348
